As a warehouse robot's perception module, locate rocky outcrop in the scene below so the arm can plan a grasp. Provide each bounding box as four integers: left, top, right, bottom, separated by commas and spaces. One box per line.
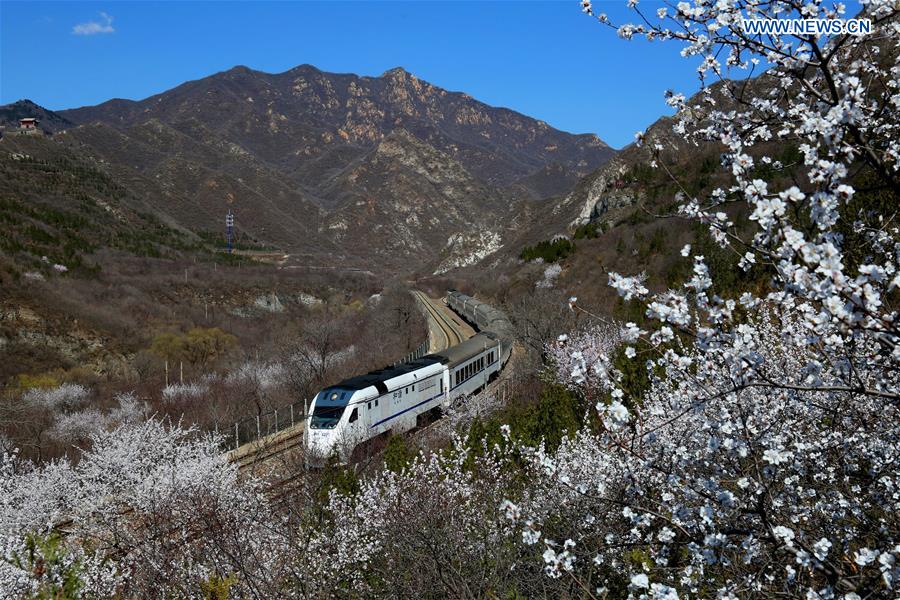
567, 159, 636, 225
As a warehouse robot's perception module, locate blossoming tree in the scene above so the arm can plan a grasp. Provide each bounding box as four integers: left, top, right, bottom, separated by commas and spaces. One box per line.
0, 420, 286, 597
503, 0, 900, 597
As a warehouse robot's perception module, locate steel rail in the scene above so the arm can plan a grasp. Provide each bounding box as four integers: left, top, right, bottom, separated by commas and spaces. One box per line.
413, 291, 464, 350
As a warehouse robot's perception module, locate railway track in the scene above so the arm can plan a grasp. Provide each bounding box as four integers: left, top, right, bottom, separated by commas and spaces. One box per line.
229, 291, 469, 474
412, 290, 466, 351
230, 426, 306, 473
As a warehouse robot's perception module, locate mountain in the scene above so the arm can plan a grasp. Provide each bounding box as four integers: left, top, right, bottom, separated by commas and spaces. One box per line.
2, 65, 615, 273
0, 100, 74, 134
60, 65, 614, 197
322, 129, 511, 272
54, 118, 333, 258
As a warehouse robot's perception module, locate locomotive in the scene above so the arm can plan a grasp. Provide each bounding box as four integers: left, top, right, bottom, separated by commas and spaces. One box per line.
305, 292, 512, 462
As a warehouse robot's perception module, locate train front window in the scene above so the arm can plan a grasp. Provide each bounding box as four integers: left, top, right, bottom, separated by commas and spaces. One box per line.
310, 405, 345, 429
309, 388, 352, 429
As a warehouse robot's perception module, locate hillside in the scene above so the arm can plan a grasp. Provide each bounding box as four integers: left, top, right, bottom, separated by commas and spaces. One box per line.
60, 65, 614, 195
452, 73, 816, 315
0, 99, 74, 134
1, 65, 615, 273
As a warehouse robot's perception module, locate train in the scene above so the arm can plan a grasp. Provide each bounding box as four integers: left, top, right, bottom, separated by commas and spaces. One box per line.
305, 291, 513, 463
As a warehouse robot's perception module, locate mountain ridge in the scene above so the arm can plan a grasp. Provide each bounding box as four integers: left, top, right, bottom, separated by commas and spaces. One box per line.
57, 63, 614, 194
2, 63, 617, 273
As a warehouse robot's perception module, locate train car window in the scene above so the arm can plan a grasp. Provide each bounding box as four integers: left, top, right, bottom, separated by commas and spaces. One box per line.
375, 399, 379, 407
367, 402, 371, 410
348, 408, 358, 423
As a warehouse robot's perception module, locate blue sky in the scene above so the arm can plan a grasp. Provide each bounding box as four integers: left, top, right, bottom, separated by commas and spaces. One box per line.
1, 1, 707, 148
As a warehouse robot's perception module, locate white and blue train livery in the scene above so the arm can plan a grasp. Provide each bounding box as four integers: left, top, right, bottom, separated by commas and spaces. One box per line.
306, 329, 505, 463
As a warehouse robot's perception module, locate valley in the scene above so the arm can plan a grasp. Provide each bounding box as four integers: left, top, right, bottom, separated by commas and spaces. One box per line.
2, 2, 898, 596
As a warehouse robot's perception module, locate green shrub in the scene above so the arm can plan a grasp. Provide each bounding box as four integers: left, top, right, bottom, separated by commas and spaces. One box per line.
465, 382, 586, 460
573, 222, 602, 240
383, 434, 417, 473
8, 533, 88, 600
520, 238, 575, 263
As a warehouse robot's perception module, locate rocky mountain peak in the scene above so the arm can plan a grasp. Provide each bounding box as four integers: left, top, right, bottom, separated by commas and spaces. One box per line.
381, 66, 413, 81
6, 65, 618, 272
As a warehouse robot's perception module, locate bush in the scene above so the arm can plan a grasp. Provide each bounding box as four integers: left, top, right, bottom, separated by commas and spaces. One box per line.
383, 434, 417, 473
573, 221, 604, 240
150, 327, 238, 366
520, 238, 575, 263
466, 382, 585, 457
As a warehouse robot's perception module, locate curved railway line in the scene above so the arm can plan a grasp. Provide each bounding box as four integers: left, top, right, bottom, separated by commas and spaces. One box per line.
43, 289, 521, 538
411, 290, 468, 351
229, 291, 471, 473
